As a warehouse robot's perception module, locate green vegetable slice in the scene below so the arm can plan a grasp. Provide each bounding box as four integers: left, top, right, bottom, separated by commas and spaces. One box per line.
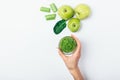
50, 3, 57, 12
53, 19, 66, 34
45, 14, 56, 20
40, 7, 50, 12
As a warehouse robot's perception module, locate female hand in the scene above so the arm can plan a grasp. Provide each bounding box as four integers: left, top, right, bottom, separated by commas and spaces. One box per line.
58, 34, 83, 80
58, 34, 81, 70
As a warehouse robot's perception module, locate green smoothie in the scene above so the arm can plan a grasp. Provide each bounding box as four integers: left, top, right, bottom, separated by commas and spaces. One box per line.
59, 36, 77, 54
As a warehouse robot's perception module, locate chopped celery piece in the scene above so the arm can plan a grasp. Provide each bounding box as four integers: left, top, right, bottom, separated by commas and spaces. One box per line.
45, 14, 56, 20
50, 3, 57, 12
40, 7, 50, 12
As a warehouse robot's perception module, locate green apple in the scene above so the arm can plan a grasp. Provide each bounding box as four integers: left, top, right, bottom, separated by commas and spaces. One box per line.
75, 4, 91, 20
58, 5, 74, 20
68, 18, 80, 32
59, 36, 77, 54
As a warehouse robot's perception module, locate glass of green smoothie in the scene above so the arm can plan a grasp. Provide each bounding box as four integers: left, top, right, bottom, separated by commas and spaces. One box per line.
59, 36, 77, 55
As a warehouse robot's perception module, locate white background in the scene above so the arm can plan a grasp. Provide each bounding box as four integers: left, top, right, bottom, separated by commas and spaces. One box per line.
0, 0, 120, 80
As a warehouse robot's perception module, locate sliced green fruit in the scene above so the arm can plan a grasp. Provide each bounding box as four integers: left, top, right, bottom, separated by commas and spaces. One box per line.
45, 14, 56, 20
59, 36, 77, 54
50, 3, 58, 12
53, 19, 66, 34
40, 7, 50, 12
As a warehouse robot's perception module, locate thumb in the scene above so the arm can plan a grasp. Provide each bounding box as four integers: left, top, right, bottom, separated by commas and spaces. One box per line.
58, 48, 66, 61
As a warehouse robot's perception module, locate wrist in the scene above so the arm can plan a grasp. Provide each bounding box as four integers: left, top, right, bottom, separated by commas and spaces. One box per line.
69, 67, 79, 75
69, 67, 83, 80
69, 66, 79, 72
